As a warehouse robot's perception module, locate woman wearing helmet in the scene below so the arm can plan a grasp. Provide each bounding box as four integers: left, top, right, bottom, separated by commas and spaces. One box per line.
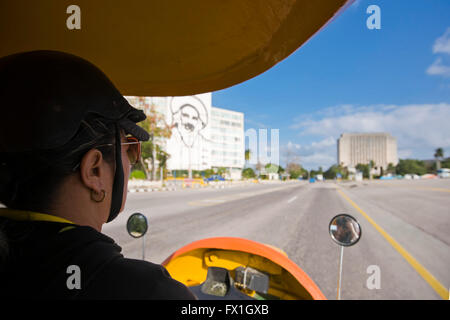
0, 50, 195, 299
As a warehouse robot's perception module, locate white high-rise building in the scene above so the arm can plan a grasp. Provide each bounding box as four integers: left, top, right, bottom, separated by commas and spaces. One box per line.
125, 93, 245, 179
337, 133, 398, 170
210, 107, 245, 179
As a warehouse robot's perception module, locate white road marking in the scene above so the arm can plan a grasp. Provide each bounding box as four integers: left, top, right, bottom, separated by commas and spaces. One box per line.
188, 183, 305, 207
287, 196, 298, 203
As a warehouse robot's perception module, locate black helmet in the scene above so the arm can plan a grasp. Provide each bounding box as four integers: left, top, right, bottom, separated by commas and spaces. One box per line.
0, 50, 149, 151
0, 50, 150, 222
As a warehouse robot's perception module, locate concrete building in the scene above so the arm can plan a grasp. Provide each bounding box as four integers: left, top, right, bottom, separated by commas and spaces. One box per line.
125, 93, 245, 179
210, 107, 245, 179
337, 133, 398, 170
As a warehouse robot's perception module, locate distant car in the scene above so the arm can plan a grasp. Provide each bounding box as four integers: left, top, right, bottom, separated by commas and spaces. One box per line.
205, 175, 225, 182
404, 174, 420, 180
309, 178, 316, 183
437, 168, 450, 178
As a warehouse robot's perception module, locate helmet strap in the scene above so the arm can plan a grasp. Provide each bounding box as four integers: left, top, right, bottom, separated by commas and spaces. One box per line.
107, 123, 124, 223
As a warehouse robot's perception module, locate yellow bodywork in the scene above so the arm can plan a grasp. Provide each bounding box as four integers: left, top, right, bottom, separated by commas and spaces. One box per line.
164, 248, 315, 300
0, 0, 351, 97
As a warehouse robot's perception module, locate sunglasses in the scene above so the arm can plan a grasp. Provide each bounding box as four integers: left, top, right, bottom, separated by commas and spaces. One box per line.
72, 136, 142, 171
120, 136, 142, 165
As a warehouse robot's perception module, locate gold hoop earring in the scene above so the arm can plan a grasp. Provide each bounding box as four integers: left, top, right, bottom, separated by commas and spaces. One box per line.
90, 189, 106, 203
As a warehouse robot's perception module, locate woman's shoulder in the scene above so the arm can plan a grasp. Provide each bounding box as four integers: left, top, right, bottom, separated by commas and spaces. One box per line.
60, 226, 195, 299
81, 256, 197, 300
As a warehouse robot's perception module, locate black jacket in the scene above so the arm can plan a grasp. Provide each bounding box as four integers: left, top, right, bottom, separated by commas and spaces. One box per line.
0, 218, 196, 299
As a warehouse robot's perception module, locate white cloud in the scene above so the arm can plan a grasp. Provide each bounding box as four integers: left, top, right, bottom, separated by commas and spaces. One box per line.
287, 103, 450, 170
286, 141, 301, 150
350, 0, 362, 9
433, 27, 450, 55
426, 58, 450, 77
310, 136, 336, 149
427, 27, 450, 78
245, 118, 268, 129
398, 149, 413, 159
282, 137, 338, 170
297, 104, 450, 148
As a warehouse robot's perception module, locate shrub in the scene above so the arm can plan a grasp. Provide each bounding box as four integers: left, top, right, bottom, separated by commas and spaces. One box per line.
130, 170, 146, 180
242, 168, 256, 179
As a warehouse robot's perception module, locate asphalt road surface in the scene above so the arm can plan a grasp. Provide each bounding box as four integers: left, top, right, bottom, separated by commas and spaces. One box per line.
102, 179, 450, 300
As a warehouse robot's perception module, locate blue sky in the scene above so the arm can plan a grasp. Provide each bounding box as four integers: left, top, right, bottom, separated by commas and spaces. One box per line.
212, 0, 450, 170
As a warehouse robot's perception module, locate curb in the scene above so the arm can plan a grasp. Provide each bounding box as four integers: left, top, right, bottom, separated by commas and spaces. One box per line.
128, 181, 300, 193
129, 187, 178, 193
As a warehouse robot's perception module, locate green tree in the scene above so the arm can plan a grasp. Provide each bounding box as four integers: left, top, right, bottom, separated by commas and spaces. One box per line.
434, 148, 444, 170
324, 164, 348, 180
242, 168, 256, 179
441, 158, 450, 169
323, 165, 336, 179
203, 169, 215, 178
156, 146, 170, 179
245, 149, 250, 161
286, 163, 307, 179
368, 160, 376, 179
355, 163, 370, 179
396, 159, 427, 176
245, 149, 251, 162
137, 102, 173, 180
130, 170, 146, 180
260, 163, 280, 179
216, 167, 228, 176
264, 163, 279, 172
386, 162, 396, 175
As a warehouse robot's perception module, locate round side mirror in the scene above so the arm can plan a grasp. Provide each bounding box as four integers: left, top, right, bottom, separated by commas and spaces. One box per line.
127, 213, 148, 238
329, 214, 362, 247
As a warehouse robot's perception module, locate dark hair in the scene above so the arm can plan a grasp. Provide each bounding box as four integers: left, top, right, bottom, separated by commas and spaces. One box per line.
0, 115, 118, 213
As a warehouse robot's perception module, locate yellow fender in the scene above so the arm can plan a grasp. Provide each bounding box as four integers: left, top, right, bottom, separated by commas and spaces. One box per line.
162, 237, 327, 300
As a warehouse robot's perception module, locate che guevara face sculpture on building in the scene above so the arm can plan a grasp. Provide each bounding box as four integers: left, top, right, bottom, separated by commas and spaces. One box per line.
169, 96, 208, 148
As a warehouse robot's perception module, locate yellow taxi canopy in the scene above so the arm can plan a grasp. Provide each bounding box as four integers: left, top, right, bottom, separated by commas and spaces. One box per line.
0, 0, 352, 96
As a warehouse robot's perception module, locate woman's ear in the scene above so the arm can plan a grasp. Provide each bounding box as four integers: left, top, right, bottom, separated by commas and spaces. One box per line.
79, 148, 107, 193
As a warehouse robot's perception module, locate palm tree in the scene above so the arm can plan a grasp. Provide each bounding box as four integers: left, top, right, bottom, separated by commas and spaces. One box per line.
434, 148, 444, 170
368, 160, 375, 180
244, 149, 251, 168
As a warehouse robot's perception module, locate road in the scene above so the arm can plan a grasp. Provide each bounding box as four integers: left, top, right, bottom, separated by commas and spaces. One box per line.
102, 179, 450, 300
